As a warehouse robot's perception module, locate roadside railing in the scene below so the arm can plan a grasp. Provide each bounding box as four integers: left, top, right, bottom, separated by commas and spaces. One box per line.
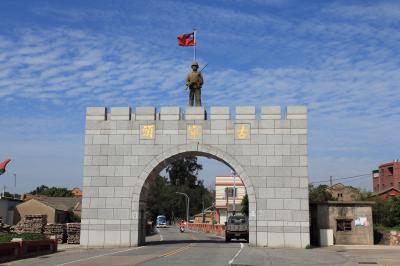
187, 223, 225, 236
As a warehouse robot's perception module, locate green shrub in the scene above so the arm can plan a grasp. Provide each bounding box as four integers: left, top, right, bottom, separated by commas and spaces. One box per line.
0, 233, 47, 243
373, 197, 400, 228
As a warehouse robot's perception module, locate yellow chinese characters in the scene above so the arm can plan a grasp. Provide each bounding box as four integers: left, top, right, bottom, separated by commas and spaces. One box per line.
236, 124, 249, 139
141, 125, 155, 139
187, 125, 201, 139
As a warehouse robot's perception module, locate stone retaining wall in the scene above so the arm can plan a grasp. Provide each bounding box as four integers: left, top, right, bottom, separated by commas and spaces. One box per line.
380, 230, 400, 245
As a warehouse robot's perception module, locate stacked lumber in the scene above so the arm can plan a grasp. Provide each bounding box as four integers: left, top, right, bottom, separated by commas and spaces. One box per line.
0, 217, 11, 233
44, 224, 66, 243
66, 223, 80, 244
11, 214, 47, 234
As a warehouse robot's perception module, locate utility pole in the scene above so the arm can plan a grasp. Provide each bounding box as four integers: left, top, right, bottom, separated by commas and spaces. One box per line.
175, 192, 190, 229
232, 171, 237, 216
330, 176, 333, 186
202, 195, 205, 223
225, 187, 229, 221
13, 173, 16, 199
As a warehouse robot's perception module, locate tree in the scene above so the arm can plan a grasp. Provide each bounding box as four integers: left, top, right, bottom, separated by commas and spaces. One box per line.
355, 190, 373, 201
388, 197, 400, 227
241, 194, 249, 216
166, 156, 203, 188
146, 156, 213, 223
308, 184, 335, 202
29, 185, 72, 197
67, 208, 81, 223
30, 185, 49, 195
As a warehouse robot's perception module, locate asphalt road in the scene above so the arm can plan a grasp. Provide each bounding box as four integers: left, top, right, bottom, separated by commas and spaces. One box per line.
4, 227, 244, 266
4, 227, 400, 266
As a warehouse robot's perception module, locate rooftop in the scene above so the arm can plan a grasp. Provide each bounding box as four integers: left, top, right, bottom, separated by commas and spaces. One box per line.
28, 196, 81, 211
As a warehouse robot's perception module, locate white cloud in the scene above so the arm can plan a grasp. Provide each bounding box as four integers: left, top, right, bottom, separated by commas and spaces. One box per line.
325, 2, 400, 23
0, 1, 399, 191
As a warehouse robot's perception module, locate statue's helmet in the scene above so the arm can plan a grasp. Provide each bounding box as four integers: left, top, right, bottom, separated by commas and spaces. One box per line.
191, 61, 199, 67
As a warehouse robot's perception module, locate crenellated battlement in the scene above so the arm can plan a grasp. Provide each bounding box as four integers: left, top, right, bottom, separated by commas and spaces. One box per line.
86, 106, 307, 121
81, 105, 309, 248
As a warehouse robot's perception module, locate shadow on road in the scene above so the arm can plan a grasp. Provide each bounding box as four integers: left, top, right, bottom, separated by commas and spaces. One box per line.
145, 238, 247, 246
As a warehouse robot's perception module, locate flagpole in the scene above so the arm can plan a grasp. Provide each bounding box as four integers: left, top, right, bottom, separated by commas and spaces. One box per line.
193, 29, 196, 61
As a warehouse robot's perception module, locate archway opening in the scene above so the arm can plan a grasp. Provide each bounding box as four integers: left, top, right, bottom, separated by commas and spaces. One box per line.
137, 151, 254, 246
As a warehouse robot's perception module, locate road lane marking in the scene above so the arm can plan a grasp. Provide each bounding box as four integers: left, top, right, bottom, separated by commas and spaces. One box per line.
53, 246, 143, 266
228, 243, 244, 265
162, 244, 193, 257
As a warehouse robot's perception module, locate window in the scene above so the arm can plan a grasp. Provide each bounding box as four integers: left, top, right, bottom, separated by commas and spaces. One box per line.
337, 219, 352, 231
388, 167, 394, 175
224, 187, 237, 198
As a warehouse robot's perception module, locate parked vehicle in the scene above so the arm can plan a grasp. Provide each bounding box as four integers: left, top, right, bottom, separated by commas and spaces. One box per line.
225, 215, 249, 242
156, 215, 167, 228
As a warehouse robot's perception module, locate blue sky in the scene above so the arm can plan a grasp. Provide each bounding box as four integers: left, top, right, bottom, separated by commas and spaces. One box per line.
0, 0, 399, 193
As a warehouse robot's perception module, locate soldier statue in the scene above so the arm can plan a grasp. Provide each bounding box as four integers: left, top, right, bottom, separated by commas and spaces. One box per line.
186, 61, 203, 106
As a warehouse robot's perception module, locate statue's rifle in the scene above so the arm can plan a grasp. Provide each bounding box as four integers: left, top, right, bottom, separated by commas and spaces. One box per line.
185, 63, 208, 90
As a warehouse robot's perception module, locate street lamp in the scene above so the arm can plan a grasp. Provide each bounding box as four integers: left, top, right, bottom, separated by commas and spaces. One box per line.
12, 173, 16, 199
175, 192, 190, 228
231, 170, 237, 216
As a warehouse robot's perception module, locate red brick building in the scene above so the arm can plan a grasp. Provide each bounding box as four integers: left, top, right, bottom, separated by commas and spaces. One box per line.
373, 161, 400, 194
372, 187, 400, 200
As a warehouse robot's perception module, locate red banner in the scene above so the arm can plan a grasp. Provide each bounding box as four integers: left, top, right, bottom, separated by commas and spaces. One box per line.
177, 32, 195, 46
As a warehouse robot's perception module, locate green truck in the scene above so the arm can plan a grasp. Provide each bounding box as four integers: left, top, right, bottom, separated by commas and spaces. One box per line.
225, 215, 249, 242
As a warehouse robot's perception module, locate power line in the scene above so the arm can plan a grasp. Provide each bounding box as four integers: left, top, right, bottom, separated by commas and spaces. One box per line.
311, 173, 371, 185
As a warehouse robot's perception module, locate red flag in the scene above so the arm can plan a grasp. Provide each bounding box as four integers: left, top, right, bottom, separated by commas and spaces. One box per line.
177, 32, 195, 46
0, 159, 11, 175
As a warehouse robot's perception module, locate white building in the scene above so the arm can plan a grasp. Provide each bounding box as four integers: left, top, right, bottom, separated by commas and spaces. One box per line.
215, 176, 246, 224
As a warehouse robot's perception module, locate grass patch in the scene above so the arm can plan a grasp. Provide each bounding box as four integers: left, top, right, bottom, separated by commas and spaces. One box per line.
0, 233, 47, 243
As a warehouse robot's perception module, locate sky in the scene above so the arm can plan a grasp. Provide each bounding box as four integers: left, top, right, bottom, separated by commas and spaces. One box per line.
0, 0, 399, 193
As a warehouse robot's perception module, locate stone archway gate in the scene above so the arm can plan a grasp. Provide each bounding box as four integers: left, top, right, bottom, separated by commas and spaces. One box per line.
80, 106, 309, 248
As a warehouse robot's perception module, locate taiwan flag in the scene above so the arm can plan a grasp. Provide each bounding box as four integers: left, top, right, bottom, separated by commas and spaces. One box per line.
177, 32, 195, 46
0, 159, 11, 175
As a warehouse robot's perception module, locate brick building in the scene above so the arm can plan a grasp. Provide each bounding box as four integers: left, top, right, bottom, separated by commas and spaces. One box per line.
371, 187, 400, 200
373, 161, 400, 193
326, 183, 360, 201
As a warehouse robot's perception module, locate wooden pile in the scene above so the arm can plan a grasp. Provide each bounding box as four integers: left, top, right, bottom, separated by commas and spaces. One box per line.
11, 214, 47, 234
44, 224, 66, 243
0, 217, 11, 233
66, 223, 80, 244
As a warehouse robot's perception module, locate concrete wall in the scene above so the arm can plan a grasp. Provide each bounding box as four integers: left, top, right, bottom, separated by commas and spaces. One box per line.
310, 203, 373, 245
15, 200, 55, 224
0, 199, 21, 225
81, 105, 309, 248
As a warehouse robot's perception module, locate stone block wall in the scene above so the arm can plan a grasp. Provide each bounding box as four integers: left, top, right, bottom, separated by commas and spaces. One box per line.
81, 106, 309, 248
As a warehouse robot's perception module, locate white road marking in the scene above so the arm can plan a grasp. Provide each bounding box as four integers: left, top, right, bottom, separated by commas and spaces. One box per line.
155, 227, 164, 241
228, 243, 244, 265
53, 246, 143, 266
